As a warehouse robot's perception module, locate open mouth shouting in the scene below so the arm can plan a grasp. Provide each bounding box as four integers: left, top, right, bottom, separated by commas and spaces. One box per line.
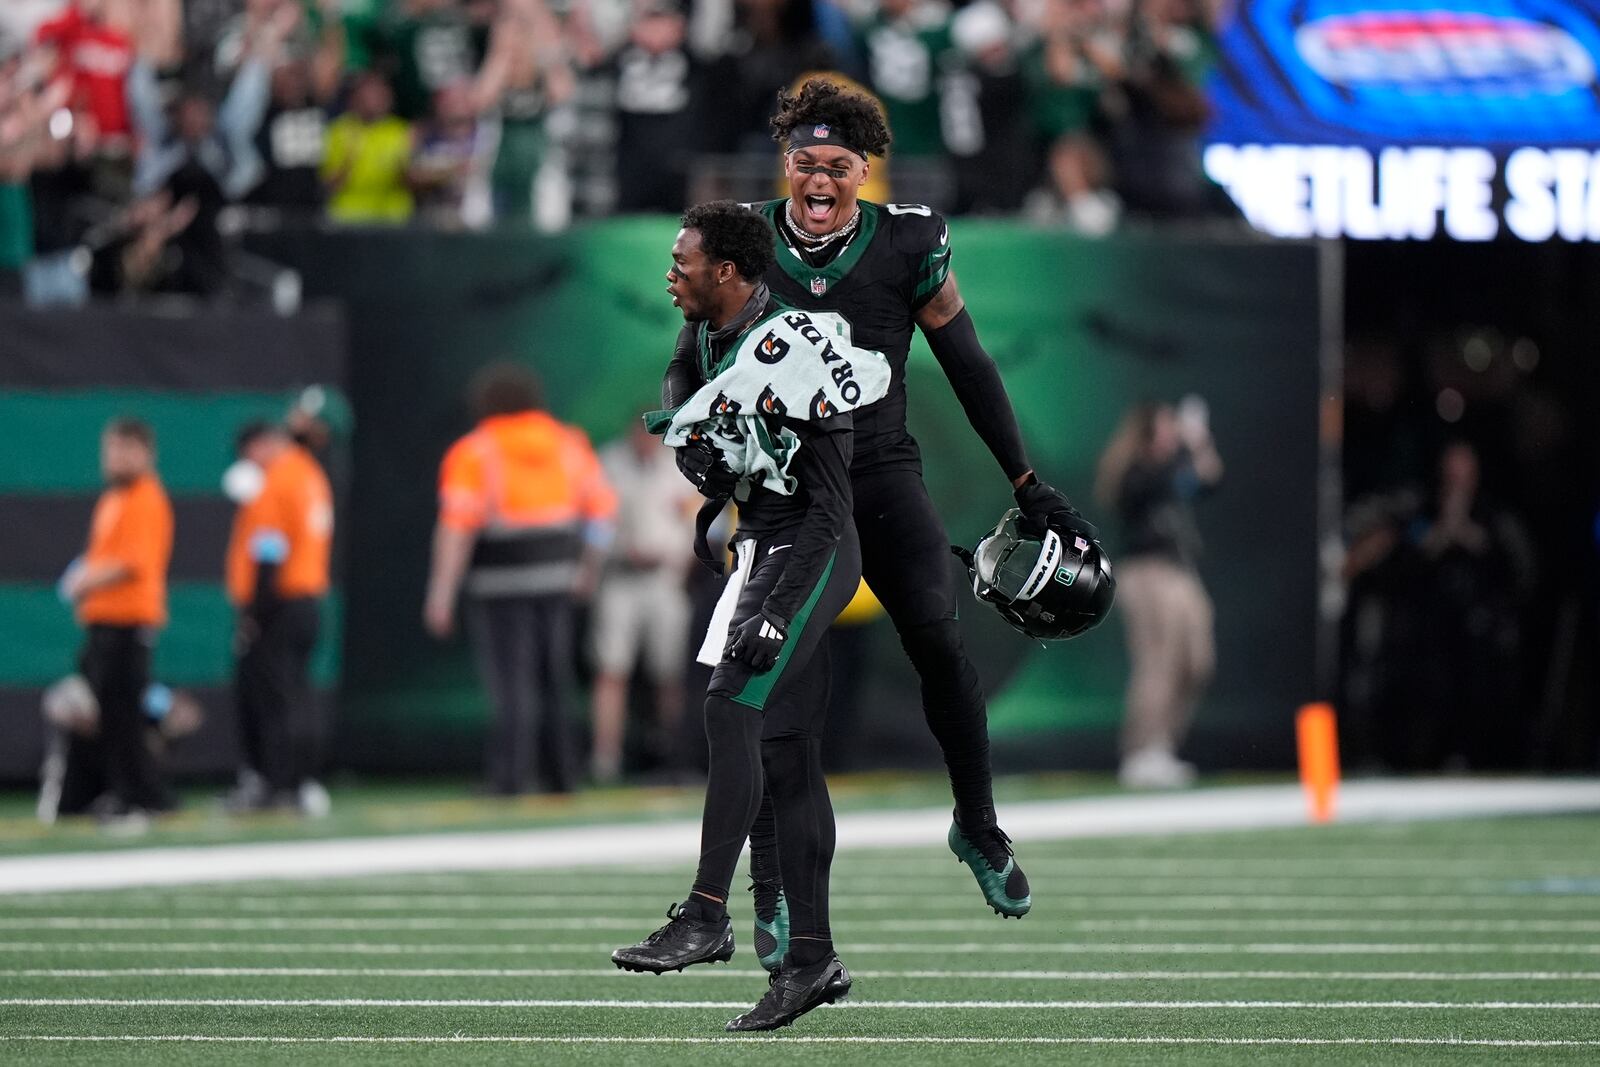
802, 194, 837, 226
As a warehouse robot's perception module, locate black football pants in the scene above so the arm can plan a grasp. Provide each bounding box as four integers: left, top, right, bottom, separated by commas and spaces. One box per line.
691, 526, 860, 950
236, 598, 321, 794
750, 466, 996, 839
467, 594, 576, 795
66, 625, 168, 813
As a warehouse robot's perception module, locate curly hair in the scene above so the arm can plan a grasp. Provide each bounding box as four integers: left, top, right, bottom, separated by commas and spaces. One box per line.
680, 200, 777, 282
769, 78, 892, 157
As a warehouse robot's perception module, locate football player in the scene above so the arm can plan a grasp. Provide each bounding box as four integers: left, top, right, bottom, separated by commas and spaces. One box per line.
613, 201, 891, 1031
664, 79, 1099, 959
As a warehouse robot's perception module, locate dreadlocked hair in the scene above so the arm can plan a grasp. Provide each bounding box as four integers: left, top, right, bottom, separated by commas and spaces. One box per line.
769, 78, 892, 157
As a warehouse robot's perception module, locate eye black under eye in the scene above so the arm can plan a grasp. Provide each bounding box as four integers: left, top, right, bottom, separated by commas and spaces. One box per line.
798, 164, 849, 178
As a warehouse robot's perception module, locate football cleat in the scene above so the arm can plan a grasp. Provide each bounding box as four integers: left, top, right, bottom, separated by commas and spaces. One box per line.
750, 877, 790, 973
949, 815, 1032, 918
724, 954, 851, 1031
610, 902, 735, 974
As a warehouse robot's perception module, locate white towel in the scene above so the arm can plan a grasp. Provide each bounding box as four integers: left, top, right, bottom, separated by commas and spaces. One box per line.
662, 307, 891, 496
697, 539, 757, 667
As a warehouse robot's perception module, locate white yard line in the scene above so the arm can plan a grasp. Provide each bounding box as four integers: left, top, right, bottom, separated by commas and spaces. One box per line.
8, 915, 1600, 933
8, 939, 1600, 956
269, 862, 1600, 884
13, 896, 1600, 913
4, 778, 1596, 894
8, 967, 1600, 980
4, 1036, 1600, 1048
7, 996, 1600, 1010
11, 883, 1597, 909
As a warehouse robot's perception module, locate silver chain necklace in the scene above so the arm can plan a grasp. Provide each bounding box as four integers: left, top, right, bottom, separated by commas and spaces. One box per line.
784, 200, 861, 251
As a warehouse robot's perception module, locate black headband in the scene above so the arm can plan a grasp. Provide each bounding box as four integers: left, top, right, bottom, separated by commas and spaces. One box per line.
785, 123, 867, 160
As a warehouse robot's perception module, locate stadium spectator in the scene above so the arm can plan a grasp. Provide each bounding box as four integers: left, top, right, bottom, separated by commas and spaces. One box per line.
246, 56, 331, 216
472, 0, 574, 227
367, 0, 492, 123
409, 80, 493, 227
1409, 441, 1535, 769
33, 0, 136, 154
609, 0, 702, 213
321, 70, 414, 223
588, 418, 698, 783
225, 421, 335, 814
126, 13, 283, 295
56, 417, 175, 822
1108, 0, 1219, 218
944, 0, 1035, 214
425, 364, 617, 796
721, 0, 836, 149
83, 188, 202, 295
1022, 0, 1121, 234
0, 61, 73, 294
1095, 397, 1221, 789
856, 0, 949, 161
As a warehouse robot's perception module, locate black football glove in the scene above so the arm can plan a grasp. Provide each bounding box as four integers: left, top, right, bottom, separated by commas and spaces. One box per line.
676, 435, 738, 498
726, 608, 788, 672
1014, 475, 1099, 542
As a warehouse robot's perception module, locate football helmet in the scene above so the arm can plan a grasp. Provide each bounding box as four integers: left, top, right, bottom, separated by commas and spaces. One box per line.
958, 509, 1115, 641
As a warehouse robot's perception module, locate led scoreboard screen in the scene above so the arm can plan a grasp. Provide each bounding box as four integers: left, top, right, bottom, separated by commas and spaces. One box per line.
1202, 0, 1600, 240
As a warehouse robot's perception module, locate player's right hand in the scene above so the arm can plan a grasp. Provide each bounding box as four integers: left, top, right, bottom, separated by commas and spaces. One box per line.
676, 437, 738, 498
1014, 475, 1099, 543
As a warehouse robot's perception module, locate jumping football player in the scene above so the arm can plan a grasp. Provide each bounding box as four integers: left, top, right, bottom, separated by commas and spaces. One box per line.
664, 79, 1099, 958
612, 200, 891, 1031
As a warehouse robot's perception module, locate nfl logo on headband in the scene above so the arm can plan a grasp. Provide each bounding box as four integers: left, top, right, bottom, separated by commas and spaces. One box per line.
813, 124, 830, 138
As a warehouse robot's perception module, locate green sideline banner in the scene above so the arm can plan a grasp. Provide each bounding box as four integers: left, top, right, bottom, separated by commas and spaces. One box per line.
246, 220, 1323, 774
0, 302, 349, 781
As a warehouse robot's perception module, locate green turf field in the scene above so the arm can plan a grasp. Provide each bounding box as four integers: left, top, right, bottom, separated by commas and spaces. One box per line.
2, 809, 1599, 1064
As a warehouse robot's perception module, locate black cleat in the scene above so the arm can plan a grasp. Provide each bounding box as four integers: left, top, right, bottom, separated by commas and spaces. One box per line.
610, 902, 735, 974
725, 955, 851, 1031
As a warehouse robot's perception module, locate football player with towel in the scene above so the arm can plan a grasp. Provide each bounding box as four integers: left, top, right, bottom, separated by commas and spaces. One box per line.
610, 200, 888, 1033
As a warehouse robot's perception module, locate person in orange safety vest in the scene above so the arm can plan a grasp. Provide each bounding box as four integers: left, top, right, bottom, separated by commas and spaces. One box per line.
425, 364, 617, 795
224, 421, 334, 813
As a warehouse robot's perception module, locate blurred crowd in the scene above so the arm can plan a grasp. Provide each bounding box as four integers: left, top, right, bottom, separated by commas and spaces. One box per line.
1337, 319, 1582, 774
0, 0, 1230, 301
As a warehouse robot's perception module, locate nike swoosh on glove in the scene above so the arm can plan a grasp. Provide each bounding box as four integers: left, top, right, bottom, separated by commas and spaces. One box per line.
1014, 476, 1099, 542
727, 609, 788, 672
677, 437, 739, 498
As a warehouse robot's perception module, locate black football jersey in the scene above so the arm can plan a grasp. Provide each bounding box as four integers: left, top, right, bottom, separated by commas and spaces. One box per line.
755, 198, 952, 473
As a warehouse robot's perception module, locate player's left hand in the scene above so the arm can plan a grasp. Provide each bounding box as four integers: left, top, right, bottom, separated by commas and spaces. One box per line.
677, 436, 738, 498
1014, 475, 1099, 543
726, 609, 788, 672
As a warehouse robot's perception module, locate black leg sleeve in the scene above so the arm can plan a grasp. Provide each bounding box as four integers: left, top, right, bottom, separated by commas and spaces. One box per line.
856, 469, 999, 826
761, 734, 835, 950
748, 792, 779, 884
690, 694, 765, 906
900, 618, 996, 825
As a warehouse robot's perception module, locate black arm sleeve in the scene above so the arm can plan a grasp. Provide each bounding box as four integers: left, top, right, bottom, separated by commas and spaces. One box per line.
764, 418, 854, 625
662, 323, 703, 409
922, 308, 1032, 482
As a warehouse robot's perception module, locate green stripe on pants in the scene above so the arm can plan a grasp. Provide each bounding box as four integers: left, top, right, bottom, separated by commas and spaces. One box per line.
731, 551, 837, 711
